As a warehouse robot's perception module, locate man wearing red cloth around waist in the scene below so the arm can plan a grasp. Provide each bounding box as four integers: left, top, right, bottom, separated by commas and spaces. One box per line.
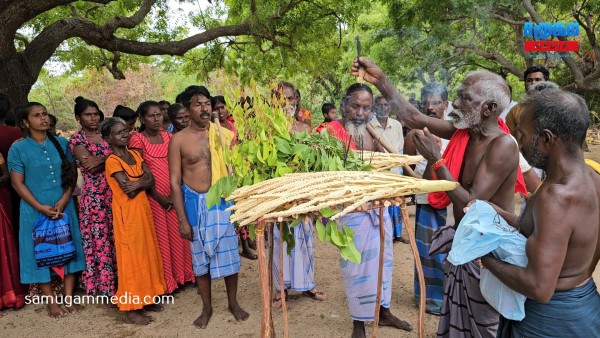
352, 57, 525, 338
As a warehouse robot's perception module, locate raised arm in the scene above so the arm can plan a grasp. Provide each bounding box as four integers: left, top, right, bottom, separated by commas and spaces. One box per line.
482, 186, 572, 302
168, 134, 193, 241
351, 57, 456, 139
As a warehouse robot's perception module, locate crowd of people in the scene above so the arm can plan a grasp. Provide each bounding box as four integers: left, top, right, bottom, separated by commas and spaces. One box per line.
0, 56, 599, 338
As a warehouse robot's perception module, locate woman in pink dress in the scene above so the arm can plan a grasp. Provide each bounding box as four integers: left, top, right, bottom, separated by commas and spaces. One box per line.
69, 97, 116, 296
129, 101, 194, 293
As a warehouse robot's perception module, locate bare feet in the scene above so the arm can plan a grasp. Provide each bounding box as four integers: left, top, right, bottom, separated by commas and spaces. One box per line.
248, 239, 257, 250
65, 303, 84, 313
351, 320, 366, 338
228, 301, 249, 321
47, 303, 66, 318
143, 304, 164, 312
240, 248, 257, 260
193, 307, 212, 329
399, 236, 410, 244
302, 288, 327, 301
124, 310, 153, 325
272, 296, 283, 310
378, 306, 412, 331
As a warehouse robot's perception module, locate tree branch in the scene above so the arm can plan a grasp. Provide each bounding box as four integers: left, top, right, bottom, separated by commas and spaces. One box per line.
14, 33, 30, 47
450, 42, 522, 78
523, 0, 585, 83
103, 0, 154, 35
24, 16, 254, 77
0, 0, 115, 56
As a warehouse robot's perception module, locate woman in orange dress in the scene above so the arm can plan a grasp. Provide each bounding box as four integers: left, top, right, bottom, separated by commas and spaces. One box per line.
129, 101, 194, 293
100, 117, 166, 325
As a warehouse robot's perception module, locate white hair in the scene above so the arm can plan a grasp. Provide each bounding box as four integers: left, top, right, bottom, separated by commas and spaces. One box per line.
464, 70, 510, 115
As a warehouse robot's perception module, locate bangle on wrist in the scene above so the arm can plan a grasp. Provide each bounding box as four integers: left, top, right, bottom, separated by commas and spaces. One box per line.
431, 158, 446, 171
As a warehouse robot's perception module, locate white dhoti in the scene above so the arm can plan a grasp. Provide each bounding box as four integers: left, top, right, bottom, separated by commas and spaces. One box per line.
272, 219, 316, 291
339, 208, 393, 321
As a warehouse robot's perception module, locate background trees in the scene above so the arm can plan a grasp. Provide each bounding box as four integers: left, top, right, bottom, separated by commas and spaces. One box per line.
4, 0, 599, 130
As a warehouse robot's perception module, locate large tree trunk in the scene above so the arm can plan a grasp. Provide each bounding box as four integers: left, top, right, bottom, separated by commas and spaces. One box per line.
0, 55, 35, 106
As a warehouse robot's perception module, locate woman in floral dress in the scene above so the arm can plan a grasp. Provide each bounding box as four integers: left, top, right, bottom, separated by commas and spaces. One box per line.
69, 97, 117, 296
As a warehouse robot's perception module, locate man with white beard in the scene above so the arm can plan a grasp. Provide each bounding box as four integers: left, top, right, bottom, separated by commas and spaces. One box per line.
340, 83, 413, 338
352, 58, 527, 338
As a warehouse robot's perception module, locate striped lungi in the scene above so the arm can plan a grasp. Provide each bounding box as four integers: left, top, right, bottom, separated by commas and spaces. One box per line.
338, 208, 393, 321
272, 219, 316, 292
414, 203, 447, 314
430, 225, 499, 338
182, 183, 240, 279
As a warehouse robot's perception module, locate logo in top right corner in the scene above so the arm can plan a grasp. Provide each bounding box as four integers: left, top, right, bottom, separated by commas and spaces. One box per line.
523, 21, 579, 57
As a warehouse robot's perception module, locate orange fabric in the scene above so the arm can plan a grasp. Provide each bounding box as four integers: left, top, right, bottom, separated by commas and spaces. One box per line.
315, 121, 357, 150
298, 109, 313, 128
428, 119, 527, 209
105, 150, 166, 311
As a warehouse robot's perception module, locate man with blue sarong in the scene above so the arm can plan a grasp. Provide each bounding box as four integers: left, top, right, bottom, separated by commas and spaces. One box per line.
341, 83, 413, 338
169, 86, 249, 329
482, 89, 600, 337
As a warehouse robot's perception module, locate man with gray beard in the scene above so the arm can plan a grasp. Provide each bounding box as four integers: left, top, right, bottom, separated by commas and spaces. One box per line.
352, 58, 527, 338
339, 83, 412, 338
342, 84, 380, 152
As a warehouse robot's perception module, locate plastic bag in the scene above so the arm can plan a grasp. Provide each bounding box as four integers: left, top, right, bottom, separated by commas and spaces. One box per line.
32, 214, 76, 269
447, 200, 528, 320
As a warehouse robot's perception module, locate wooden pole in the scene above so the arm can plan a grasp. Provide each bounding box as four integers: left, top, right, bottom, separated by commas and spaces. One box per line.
256, 219, 274, 338
371, 205, 386, 338
268, 223, 275, 334
400, 200, 425, 338
365, 123, 418, 178
279, 223, 289, 338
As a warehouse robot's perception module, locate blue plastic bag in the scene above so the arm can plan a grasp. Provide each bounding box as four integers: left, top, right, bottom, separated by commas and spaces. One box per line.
447, 200, 528, 321
32, 214, 76, 269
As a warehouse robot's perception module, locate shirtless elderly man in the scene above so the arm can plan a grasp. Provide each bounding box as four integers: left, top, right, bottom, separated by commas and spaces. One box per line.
352, 57, 525, 337
482, 88, 600, 337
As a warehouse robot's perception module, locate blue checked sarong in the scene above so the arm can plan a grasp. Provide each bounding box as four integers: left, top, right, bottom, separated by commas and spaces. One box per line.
389, 205, 403, 239
182, 183, 240, 279
338, 208, 393, 321
414, 203, 447, 314
272, 219, 316, 292
498, 278, 600, 338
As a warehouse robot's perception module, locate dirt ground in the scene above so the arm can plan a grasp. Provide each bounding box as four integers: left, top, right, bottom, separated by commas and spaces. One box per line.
3, 146, 600, 338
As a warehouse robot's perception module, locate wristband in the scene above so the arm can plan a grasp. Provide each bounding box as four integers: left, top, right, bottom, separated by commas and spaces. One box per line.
431, 158, 446, 171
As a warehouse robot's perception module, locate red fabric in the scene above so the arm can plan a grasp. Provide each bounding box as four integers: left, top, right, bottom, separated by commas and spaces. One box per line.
315, 121, 357, 150
428, 119, 527, 209
128, 132, 194, 293
224, 119, 239, 144
0, 205, 26, 310
0, 126, 22, 159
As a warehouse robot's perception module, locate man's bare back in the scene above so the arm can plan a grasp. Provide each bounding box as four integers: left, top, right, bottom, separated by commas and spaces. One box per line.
519, 164, 600, 290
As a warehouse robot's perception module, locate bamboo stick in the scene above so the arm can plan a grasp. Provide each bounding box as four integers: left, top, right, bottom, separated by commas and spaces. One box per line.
268, 224, 275, 333
400, 201, 425, 338
371, 206, 385, 338
279, 222, 289, 338
256, 219, 274, 338
365, 123, 418, 177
